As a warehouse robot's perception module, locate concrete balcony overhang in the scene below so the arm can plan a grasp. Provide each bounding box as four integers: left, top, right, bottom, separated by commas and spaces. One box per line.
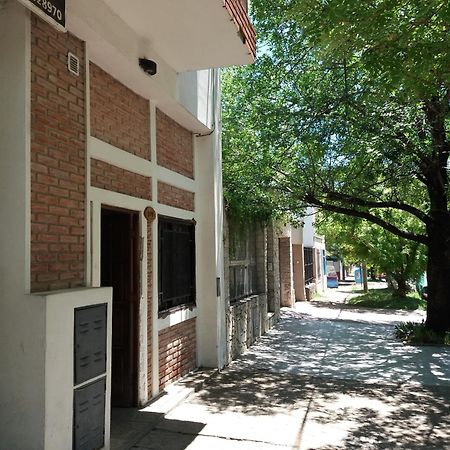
103, 0, 256, 71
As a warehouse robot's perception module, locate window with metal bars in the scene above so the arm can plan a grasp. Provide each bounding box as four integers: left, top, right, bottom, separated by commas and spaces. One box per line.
304, 247, 314, 285
229, 223, 258, 302
158, 216, 195, 313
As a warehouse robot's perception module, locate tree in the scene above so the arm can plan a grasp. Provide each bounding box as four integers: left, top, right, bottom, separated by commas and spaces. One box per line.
222, 0, 450, 331
318, 213, 427, 297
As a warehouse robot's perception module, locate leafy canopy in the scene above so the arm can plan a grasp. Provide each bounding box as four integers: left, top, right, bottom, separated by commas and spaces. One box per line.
222, 0, 449, 244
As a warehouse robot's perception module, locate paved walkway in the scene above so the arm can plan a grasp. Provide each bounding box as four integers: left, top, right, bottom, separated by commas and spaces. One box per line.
112, 283, 450, 449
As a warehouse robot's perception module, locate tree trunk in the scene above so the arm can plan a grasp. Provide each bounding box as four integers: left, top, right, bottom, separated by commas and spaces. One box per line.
362, 262, 368, 293
394, 277, 408, 298
426, 226, 450, 333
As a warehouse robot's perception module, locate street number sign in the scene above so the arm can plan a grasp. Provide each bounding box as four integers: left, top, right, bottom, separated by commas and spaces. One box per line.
17, 0, 66, 32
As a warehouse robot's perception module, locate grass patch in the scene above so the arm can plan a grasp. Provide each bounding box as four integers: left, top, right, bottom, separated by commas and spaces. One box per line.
347, 288, 426, 310
394, 321, 450, 346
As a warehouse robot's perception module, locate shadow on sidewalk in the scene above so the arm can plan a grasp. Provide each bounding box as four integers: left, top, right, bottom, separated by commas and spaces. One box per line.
111, 409, 206, 450
192, 369, 450, 449
230, 309, 450, 386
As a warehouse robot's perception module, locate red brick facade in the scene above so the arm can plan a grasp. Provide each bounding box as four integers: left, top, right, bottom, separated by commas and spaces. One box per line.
90, 63, 151, 159
157, 181, 195, 212
158, 319, 197, 390
90, 159, 152, 200
156, 109, 194, 179
30, 16, 86, 292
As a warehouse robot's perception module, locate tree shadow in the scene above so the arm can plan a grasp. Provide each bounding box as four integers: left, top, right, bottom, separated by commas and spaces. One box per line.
191, 370, 450, 449
111, 408, 205, 450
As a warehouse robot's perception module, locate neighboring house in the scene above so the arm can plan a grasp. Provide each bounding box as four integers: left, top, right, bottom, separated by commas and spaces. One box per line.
303, 208, 327, 297
223, 218, 281, 362
0, 1, 255, 449
278, 224, 307, 305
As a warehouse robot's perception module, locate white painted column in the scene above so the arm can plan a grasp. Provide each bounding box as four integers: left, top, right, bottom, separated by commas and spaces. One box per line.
194, 69, 226, 369
0, 3, 46, 449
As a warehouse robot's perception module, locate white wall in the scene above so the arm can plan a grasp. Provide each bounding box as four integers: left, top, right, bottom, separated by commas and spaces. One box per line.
291, 226, 304, 245
195, 69, 226, 369
303, 207, 315, 247
44, 288, 112, 450
0, 3, 46, 448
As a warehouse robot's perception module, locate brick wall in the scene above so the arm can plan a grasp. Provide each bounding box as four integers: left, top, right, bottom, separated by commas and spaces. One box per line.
156, 109, 194, 179
30, 15, 86, 292
90, 63, 150, 159
158, 319, 196, 390
91, 159, 151, 200
157, 181, 194, 211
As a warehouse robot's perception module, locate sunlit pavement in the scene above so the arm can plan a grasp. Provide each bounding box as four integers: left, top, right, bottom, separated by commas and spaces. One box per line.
114, 284, 450, 450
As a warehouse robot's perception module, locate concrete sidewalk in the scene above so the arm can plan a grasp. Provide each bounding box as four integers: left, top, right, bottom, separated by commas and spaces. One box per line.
112, 286, 450, 450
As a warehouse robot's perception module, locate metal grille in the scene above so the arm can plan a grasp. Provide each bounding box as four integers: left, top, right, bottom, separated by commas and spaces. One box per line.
304, 247, 314, 285
158, 216, 195, 313
229, 223, 258, 302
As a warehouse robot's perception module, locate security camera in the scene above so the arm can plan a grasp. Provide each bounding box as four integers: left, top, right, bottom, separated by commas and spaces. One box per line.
139, 58, 157, 76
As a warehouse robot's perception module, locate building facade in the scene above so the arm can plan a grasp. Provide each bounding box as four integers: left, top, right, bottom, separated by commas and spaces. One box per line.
0, 0, 255, 448
223, 218, 281, 362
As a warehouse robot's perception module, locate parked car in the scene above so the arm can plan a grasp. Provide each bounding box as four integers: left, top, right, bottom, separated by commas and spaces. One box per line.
327, 270, 339, 288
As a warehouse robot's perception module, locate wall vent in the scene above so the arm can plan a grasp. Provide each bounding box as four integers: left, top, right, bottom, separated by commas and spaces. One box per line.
67, 52, 80, 76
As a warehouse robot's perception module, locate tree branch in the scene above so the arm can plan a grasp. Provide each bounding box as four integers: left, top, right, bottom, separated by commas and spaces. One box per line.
304, 193, 429, 245
323, 190, 430, 224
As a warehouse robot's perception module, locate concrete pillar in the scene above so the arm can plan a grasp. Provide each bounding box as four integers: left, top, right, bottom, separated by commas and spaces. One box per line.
279, 237, 294, 307
256, 225, 267, 295
267, 223, 280, 317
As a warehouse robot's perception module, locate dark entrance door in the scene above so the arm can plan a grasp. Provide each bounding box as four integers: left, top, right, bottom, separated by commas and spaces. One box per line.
101, 206, 139, 407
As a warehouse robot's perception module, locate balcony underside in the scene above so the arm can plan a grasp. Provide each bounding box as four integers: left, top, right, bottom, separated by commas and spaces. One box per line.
103, 0, 256, 71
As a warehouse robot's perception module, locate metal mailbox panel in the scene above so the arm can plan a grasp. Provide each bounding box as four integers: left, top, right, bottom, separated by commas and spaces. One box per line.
74, 304, 107, 385
73, 377, 106, 450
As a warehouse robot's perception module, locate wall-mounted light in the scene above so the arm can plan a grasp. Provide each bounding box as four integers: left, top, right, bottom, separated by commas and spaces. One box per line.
139, 58, 157, 76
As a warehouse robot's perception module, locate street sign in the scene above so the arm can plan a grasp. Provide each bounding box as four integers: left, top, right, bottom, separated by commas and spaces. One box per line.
17, 0, 66, 32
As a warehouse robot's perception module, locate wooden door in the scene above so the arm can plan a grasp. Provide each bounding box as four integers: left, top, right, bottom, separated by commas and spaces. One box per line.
101, 207, 139, 407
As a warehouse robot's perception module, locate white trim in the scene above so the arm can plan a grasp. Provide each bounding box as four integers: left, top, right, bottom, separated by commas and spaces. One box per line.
150, 100, 159, 398
88, 187, 150, 406
89, 136, 152, 178
157, 307, 197, 331
90, 200, 101, 287
24, 7, 31, 293
156, 165, 195, 192
138, 211, 149, 405
85, 47, 92, 286
151, 203, 159, 398
150, 102, 157, 165
90, 186, 151, 210
156, 204, 196, 221
89, 135, 196, 193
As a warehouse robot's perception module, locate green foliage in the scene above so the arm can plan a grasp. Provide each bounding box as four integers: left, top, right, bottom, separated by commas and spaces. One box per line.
288, 0, 450, 99
348, 288, 426, 310
222, 0, 448, 240
317, 211, 427, 291
394, 321, 450, 346
222, 0, 450, 331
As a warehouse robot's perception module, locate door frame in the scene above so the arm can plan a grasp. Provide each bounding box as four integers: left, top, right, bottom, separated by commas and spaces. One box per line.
101, 205, 140, 407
